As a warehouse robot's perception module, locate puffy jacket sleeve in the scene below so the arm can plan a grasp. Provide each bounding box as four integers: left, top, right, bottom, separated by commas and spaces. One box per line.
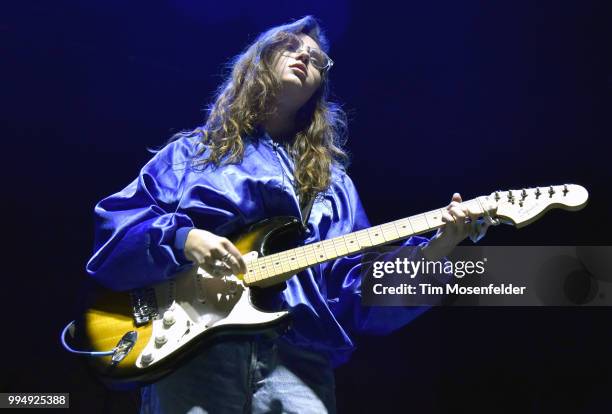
85, 138, 197, 291
325, 173, 448, 336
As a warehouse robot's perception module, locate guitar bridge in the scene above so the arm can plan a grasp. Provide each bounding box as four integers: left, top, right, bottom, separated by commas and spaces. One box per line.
130, 288, 158, 326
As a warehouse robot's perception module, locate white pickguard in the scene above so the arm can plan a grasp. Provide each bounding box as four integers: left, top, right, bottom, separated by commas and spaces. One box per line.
136, 251, 289, 368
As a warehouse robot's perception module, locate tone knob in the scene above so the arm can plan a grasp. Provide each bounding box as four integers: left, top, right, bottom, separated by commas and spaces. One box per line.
141, 352, 153, 364
155, 334, 167, 346
163, 311, 176, 327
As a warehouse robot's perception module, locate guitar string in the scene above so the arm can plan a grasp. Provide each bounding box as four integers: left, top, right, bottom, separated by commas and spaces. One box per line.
246, 206, 458, 283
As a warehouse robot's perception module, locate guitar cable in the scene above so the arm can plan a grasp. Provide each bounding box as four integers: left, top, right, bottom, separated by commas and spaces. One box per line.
60, 320, 116, 356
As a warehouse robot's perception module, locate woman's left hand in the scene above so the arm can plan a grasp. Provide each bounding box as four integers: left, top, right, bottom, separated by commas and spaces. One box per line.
421, 192, 496, 261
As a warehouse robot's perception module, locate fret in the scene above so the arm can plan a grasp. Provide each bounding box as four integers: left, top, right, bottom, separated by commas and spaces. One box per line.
283, 249, 295, 273
424, 209, 444, 229
312, 242, 328, 262
265, 254, 278, 279
277, 250, 289, 274
255, 256, 267, 281
256, 264, 264, 282
332, 236, 349, 256
268, 253, 283, 278
255, 257, 269, 280
294, 246, 309, 268
280, 250, 290, 272
409, 214, 429, 234
322, 239, 338, 261
285, 248, 300, 271
343, 233, 361, 253
246, 261, 255, 282
272, 252, 283, 275
464, 198, 484, 215
355, 229, 372, 247
285, 249, 297, 273
394, 218, 413, 238
423, 212, 431, 229
304, 243, 318, 265
245, 264, 257, 284
367, 225, 386, 246
249, 258, 261, 282
243, 263, 253, 283
381, 222, 400, 242
340, 235, 351, 253
246, 263, 258, 283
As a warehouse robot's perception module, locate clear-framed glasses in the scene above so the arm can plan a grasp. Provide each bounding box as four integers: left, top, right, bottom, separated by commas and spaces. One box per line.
279, 34, 334, 73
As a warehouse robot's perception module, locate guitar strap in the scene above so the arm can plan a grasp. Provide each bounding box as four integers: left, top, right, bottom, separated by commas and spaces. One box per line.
300, 193, 316, 230
251, 192, 318, 316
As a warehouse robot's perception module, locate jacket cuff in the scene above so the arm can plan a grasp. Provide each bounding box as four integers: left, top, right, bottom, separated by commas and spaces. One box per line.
174, 226, 194, 265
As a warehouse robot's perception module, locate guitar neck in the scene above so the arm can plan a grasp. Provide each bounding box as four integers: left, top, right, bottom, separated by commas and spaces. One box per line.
242, 196, 488, 287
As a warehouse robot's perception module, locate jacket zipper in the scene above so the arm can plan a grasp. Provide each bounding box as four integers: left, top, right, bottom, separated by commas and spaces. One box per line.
272, 142, 297, 199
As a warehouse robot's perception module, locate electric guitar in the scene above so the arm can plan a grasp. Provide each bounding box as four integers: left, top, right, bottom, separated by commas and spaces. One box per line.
64, 184, 588, 388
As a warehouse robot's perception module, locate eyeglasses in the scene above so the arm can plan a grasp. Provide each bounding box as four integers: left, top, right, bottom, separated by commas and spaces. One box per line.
279, 34, 334, 73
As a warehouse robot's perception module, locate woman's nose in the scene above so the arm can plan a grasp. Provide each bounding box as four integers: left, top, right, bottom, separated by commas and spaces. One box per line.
295, 48, 310, 65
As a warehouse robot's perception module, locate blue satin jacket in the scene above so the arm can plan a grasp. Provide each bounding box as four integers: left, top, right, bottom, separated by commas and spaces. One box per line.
86, 131, 431, 367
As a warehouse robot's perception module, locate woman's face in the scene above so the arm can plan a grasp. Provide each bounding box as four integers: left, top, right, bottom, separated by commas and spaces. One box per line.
272, 33, 324, 108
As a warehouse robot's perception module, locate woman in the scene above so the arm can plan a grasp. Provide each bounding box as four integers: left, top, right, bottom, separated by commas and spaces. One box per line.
86, 15, 490, 414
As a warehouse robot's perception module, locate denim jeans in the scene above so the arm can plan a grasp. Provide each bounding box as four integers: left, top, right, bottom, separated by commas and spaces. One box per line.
140, 335, 336, 414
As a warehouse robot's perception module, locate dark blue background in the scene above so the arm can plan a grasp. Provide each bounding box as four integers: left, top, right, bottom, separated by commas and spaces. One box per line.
3, 1, 611, 412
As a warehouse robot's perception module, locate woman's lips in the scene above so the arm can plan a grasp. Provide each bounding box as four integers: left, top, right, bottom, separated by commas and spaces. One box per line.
290, 65, 306, 79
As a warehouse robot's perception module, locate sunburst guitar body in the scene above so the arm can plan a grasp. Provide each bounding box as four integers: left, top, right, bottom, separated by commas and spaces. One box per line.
77, 216, 300, 388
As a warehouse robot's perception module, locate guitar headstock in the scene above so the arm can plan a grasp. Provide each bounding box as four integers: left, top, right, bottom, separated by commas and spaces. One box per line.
486, 184, 589, 228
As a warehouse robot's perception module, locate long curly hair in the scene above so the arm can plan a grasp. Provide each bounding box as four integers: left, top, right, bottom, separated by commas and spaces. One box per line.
175, 16, 348, 204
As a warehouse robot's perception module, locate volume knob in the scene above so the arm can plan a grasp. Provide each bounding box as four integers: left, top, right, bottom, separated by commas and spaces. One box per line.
163, 311, 176, 327
155, 334, 168, 346
141, 352, 153, 364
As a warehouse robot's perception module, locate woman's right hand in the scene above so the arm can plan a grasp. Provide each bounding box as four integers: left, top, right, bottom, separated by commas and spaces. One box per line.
184, 229, 247, 277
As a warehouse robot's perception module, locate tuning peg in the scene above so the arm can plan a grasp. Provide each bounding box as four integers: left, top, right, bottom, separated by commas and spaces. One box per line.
494, 191, 501, 201
507, 191, 515, 204
563, 184, 569, 196
548, 186, 555, 197
535, 187, 542, 199
521, 189, 527, 200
